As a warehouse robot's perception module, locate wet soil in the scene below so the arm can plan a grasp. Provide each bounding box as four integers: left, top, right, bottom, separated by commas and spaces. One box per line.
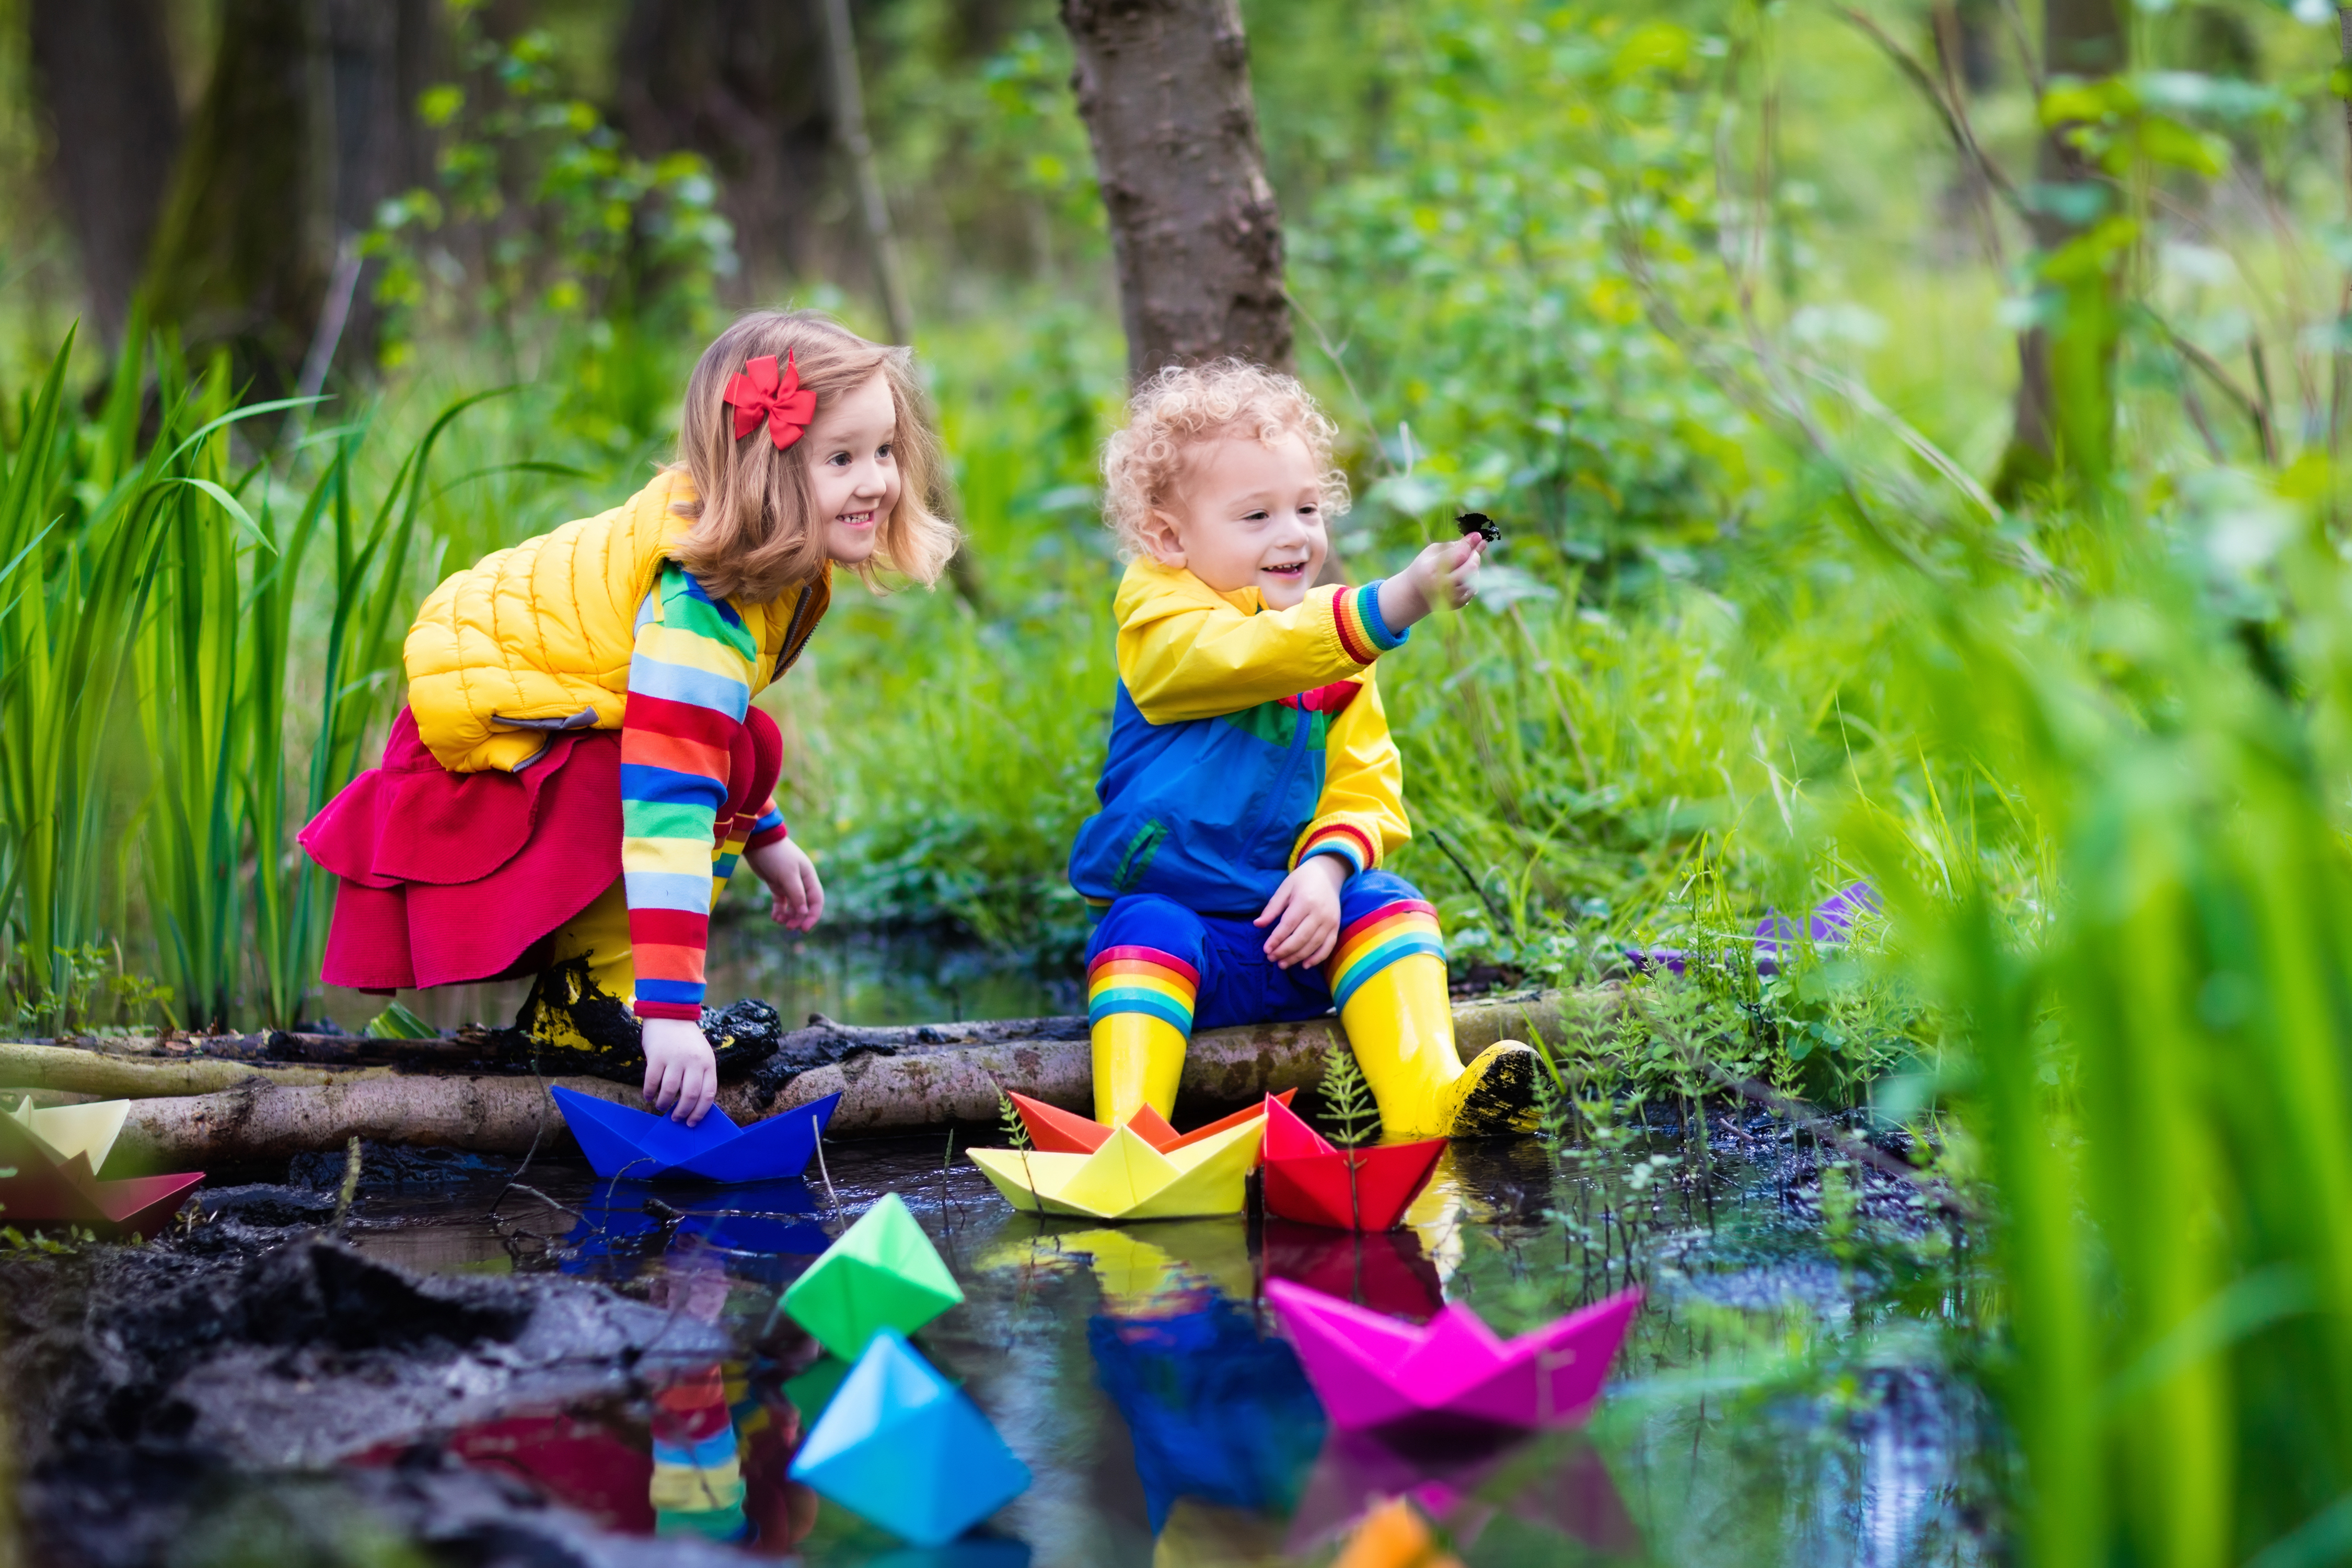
0, 1111, 1993, 1567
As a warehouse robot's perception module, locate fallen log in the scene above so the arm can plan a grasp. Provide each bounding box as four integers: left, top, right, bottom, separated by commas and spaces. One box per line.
6, 990, 1587, 1167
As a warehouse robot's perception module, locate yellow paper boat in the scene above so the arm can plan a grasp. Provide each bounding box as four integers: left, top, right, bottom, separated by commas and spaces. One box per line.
6, 1097, 129, 1171
968, 1119, 1266, 1222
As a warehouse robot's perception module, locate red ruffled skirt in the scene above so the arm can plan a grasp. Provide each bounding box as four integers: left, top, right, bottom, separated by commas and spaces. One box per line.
300, 706, 782, 993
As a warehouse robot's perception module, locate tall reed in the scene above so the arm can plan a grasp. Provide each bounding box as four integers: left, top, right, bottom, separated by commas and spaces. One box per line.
0, 324, 490, 1031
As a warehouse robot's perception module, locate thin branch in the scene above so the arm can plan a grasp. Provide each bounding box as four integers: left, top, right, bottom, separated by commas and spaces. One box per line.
2164, 322, 2278, 464
1837, 6, 2023, 220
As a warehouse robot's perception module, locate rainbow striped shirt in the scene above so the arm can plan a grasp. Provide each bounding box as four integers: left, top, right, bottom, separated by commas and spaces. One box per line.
620, 564, 788, 1021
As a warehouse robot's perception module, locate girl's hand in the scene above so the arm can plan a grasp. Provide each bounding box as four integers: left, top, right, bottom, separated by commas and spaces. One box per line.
1255, 855, 1349, 970
642, 1016, 719, 1125
747, 837, 825, 931
1375, 533, 1485, 633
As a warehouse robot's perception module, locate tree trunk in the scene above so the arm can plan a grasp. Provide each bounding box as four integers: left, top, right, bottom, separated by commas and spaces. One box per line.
7, 991, 1581, 1159
1059, 0, 1291, 381
142, 0, 329, 398
613, 0, 835, 294
308, 0, 435, 388
1994, 0, 2125, 499
26, 0, 183, 345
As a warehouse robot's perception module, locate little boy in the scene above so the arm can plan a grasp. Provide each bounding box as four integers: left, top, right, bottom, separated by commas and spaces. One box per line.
1069, 362, 1537, 1139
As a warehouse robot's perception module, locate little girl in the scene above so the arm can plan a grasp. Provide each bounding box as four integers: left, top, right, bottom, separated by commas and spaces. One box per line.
302, 310, 956, 1125
1069, 360, 1537, 1140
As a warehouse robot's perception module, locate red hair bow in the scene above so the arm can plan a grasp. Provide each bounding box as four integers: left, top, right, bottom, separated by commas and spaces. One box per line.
723, 352, 818, 450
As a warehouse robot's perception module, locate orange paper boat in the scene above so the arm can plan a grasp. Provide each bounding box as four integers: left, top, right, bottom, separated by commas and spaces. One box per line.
1005, 1089, 1296, 1158
1261, 1096, 1444, 1232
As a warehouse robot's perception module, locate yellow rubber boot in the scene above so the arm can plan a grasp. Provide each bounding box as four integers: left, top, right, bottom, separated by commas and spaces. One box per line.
520, 880, 638, 1053
1337, 953, 1537, 1139
1092, 1012, 1188, 1128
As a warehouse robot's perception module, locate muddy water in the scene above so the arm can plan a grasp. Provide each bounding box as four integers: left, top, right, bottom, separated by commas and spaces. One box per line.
333, 1119, 1989, 1566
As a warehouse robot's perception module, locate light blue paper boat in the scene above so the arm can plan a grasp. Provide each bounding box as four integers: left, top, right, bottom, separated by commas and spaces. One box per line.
550, 1086, 842, 1183
789, 1328, 1030, 1546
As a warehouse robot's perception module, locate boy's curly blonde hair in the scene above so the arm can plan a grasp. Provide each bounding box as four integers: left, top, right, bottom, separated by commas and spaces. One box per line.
1100, 359, 1350, 555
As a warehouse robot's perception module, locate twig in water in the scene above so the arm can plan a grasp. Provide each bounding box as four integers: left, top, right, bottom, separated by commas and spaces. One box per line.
331, 1136, 362, 1234
813, 1130, 842, 1223
504, 1182, 588, 1223
486, 1046, 552, 1221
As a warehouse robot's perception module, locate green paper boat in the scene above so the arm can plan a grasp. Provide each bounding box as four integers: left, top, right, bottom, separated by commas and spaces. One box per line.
781, 1192, 965, 1361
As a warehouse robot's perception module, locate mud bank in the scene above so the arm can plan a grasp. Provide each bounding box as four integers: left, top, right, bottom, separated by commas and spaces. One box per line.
0, 1191, 772, 1567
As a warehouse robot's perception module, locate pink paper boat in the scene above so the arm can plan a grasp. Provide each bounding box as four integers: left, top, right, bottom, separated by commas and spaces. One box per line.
1267, 1276, 1641, 1432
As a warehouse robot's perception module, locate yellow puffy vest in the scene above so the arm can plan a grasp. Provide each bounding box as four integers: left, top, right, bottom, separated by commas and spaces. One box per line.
404, 467, 832, 773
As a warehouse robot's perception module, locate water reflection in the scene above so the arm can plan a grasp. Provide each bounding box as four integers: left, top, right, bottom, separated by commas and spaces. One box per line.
337, 1126, 1988, 1566
561, 1176, 833, 1282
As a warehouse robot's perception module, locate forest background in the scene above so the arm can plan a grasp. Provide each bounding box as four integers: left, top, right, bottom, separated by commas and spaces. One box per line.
8, 1, 2352, 1561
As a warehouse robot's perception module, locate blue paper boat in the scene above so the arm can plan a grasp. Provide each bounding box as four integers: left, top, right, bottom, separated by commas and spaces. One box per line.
550, 1086, 843, 1183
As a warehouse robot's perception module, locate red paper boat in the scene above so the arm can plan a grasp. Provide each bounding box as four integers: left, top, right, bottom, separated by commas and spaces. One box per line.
1006, 1089, 1296, 1158
1260, 1096, 1444, 1232
0, 1112, 203, 1237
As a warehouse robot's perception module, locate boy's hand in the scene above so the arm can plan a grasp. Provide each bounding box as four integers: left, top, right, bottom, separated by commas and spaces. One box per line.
1255, 854, 1350, 970
747, 837, 825, 931
1376, 533, 1486, 634
642, 1016, 719, 1125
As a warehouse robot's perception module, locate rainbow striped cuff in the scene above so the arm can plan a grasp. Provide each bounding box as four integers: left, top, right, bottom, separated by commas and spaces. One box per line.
1328, 899, 1446, 1009
1297, 820, 1377, 875
745, 803, 788, 851
1333, 582, 1407, 666
1087, 945, 1200, 1034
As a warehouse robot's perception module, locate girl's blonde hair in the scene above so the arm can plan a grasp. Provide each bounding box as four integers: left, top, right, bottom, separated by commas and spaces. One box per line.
1100, 359, 1350, 556
673, 309, 959, 601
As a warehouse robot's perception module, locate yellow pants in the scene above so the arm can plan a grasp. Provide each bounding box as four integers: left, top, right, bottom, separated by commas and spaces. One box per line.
547, 879, 638, 1005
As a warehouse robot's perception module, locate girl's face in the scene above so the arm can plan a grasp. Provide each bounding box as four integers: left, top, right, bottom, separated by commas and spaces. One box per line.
1140, 432, 1328, 609
804, 368, 901, 567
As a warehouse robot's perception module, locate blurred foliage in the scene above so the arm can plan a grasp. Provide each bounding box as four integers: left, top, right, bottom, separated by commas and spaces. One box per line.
363, 0, 736, 451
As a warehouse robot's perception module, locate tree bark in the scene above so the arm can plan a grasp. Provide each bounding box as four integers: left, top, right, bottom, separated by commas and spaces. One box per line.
613, 0, 836, 294
307, 0, 435, 388
142, 0, 329, 398
26, 0, 183, 345
1059, 0, 1291, 381
12, 991, 1582, 1160
1994, 0, 2125, 498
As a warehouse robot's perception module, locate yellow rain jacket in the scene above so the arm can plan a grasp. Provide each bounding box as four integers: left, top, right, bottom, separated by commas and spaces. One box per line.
404, 469, 831, 773
1067, 559, 1412, 913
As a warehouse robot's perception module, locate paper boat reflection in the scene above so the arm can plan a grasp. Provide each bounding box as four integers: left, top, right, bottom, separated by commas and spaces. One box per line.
561, 1177, 832, 1280
1269, 1277, 1641, 1432
0, 1097, 202, 1237
1287, 1421, 1639, 1559
1261, 1219, 1447, 1323
551, 1087, 841, 1183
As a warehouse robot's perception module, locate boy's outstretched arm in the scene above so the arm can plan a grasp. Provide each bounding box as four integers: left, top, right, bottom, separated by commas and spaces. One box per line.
1121, 538, 1485, 725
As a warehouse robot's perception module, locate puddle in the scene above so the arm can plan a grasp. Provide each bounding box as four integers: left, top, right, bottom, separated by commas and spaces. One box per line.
293, 1122, 1991, 1566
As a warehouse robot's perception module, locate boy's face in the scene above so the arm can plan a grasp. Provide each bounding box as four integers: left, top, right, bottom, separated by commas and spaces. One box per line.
806, 367, 901, 567
1142, 432, 1328, 609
